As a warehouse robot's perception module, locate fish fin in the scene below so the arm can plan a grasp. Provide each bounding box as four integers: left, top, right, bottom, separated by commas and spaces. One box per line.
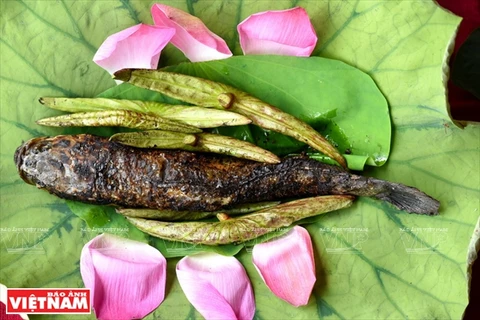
373, 181, 440, 215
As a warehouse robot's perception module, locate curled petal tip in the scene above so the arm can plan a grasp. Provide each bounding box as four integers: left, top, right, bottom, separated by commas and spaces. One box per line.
176, 253, 255, 320
80, 233, 167, 320
151, 4, 232, 62
252, 226, 316, 307
93, 23, 175, 78
238, 7, 317, 56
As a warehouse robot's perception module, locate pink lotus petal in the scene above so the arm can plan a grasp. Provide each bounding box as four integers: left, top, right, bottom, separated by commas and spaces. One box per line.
151, 4, 232, 62
176, 253, 255, 320
252, 226, 316, 307
238, 7, 317, 56
93, 23, 175, 77
80, 233, 167, 320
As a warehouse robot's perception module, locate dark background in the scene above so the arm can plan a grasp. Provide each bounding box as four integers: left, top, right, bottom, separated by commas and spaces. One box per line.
436, 0, 479, 318
437, 0, 480, 122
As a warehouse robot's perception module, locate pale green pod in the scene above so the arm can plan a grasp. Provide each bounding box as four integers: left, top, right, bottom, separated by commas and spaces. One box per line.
111, 130, 280, 164
221, 201, 282, 215
116, 201, 281, 221
126, 195, 355, 245
36, 110, 202, 133
39, 97, 251, 128
183, 132, 280, 164
113, 69, 347, 168
151, 104, 252, 128
114, 69, 229, 107
39, 97, 148, 113
110, 131, 197, 149
117, 209, 214, 221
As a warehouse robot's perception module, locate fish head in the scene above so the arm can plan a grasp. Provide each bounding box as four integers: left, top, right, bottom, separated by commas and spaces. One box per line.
14, 136, 67, 188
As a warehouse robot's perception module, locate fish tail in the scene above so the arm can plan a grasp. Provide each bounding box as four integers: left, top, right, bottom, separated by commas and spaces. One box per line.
370, 178, 440, 215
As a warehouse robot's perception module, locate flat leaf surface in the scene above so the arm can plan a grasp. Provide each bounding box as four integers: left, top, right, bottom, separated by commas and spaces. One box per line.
1, 1, 478, 320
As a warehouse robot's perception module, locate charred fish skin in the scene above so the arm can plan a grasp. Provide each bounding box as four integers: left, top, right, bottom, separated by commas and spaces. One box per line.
14, 134, 440, 215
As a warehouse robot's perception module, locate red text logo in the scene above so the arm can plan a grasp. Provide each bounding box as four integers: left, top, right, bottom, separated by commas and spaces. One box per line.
6, 289, 90, 314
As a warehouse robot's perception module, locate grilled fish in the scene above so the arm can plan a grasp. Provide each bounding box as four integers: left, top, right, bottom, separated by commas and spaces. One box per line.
14, 134, 440, 215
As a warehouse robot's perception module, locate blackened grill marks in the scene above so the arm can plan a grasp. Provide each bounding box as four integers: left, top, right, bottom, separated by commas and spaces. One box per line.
231, 158, 320, 203
54, 138, 71, 148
